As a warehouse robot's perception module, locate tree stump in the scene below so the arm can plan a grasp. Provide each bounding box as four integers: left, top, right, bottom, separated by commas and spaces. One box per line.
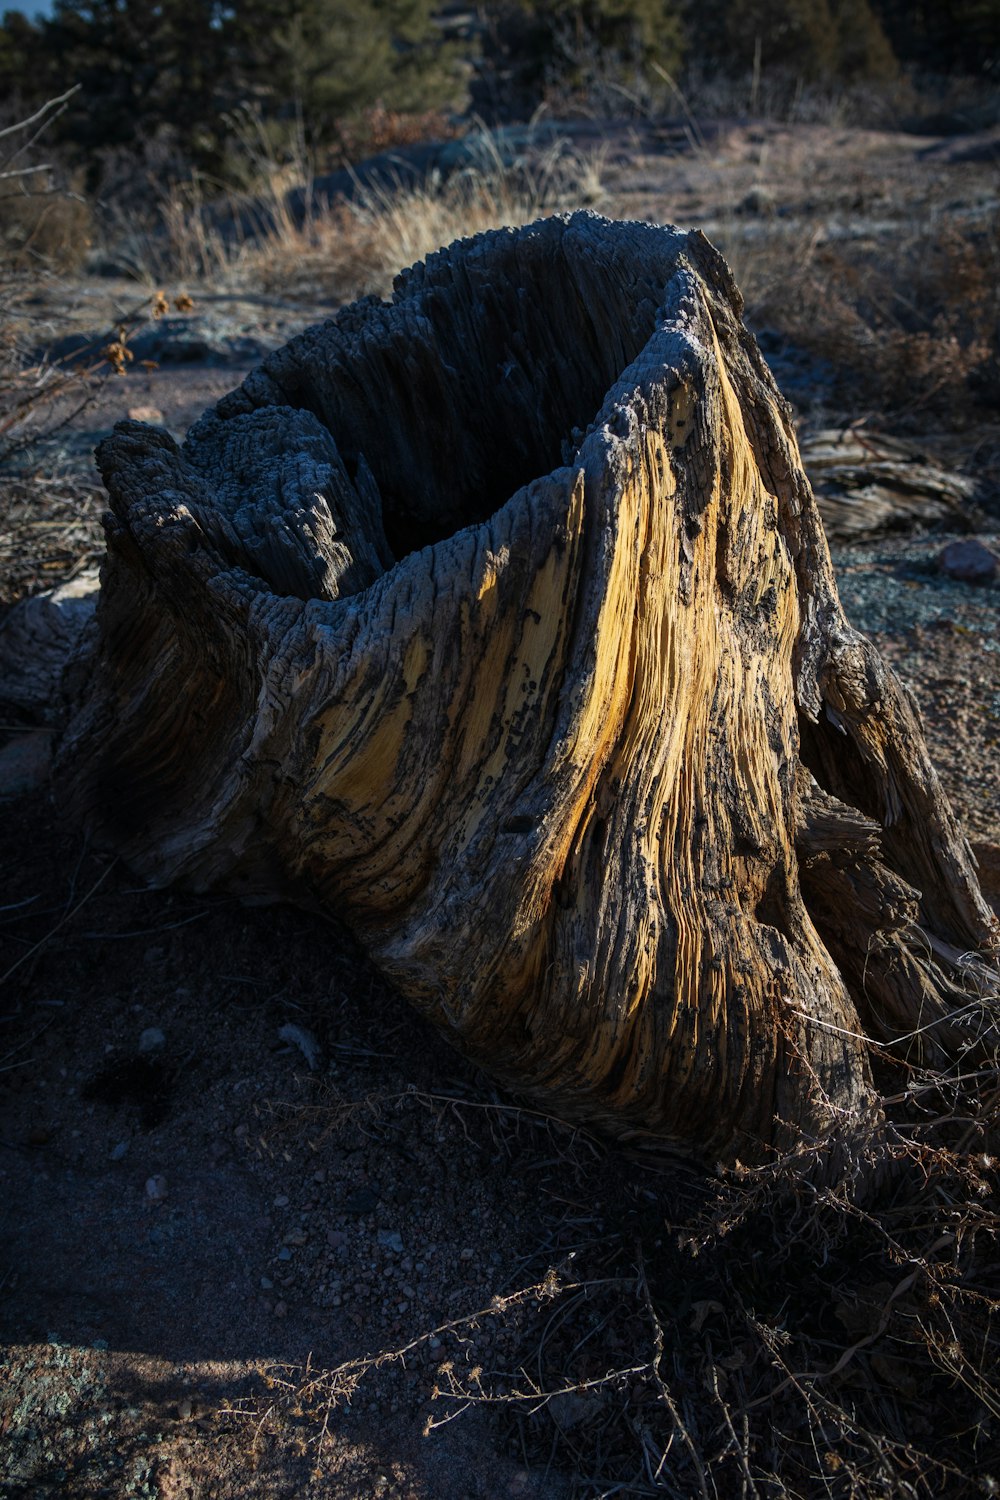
62, 213, 999, 1165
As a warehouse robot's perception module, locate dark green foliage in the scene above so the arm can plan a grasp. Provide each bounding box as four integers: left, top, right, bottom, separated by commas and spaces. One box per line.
38, 0, 233, 160
0, 0, 462, 173
690, 0, 898, 82
481, 0, 686, 113
0, 0, 995, 177
231, 0, 463, 146
870, 0, 1000, 75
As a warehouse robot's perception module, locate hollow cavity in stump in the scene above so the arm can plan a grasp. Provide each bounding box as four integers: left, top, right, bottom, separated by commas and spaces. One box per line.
62, 212, 999, 1166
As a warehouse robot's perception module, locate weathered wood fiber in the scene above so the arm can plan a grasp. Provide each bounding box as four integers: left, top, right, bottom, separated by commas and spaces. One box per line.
61, 213, 1000, 1164
801, 427, 987, 541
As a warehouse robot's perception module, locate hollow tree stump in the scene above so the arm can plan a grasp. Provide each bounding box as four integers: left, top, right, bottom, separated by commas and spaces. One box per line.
62, 213, 999, 1164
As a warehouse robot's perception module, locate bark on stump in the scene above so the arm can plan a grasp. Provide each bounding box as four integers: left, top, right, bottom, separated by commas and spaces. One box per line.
62, 213, 1000, 1165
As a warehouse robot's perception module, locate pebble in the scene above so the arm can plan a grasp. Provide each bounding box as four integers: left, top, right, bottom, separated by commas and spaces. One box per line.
277, 1022, 321, 1070
273, 1194, 289, 1208
138, 1028, 165, 1054
938, 539, 998, 585
327, 1229, 346, 1249
344, 1186, 378, 1214
145, 1174, 168, 1202
273, 1300, 288, 1318
377, 1229, 404, 1254
277, 1246, 292, 1261
260, 1276, 274, 1290
109, 1141, 129, 1162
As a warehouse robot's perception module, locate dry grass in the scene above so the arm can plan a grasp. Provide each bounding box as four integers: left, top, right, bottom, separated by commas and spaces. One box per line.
0, 88, 93, 274
229, 1074, 1000, 1499
737, 215, 1000, 422
106, 116, 608, 304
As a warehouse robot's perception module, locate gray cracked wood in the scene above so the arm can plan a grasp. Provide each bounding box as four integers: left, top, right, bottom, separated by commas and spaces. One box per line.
62, 212, 1000, 1165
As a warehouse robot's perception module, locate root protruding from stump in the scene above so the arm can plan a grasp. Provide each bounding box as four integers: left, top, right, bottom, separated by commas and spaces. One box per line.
62, 213, 1000, 1167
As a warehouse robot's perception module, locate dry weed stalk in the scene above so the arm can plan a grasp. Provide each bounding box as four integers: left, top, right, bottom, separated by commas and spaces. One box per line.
0, 284, 192, 471
738, 211, 1000, 422
116, 119, 607, 303
230, 1050, 1000, 1497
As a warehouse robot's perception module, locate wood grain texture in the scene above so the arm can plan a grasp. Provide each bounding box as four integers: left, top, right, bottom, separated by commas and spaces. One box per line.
61, 213, 999, 1164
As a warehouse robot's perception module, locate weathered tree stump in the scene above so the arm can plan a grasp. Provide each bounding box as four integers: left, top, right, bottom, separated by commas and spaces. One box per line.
62, 213, 999, 1165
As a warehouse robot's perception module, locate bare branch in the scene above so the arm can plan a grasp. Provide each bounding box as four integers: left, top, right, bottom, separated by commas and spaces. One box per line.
0, 85, 81, 144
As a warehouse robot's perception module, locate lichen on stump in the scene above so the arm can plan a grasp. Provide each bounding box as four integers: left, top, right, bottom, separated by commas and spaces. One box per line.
62, 212, 1000, 1166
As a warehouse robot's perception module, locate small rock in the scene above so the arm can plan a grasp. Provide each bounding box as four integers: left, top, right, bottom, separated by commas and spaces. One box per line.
176, 1397, 193, 1421
738, 183, 775, 215
109, 1140, 129, 1161
277, 1022, 321, 1070
273, 1300, 288, 1318
343, 1186, 378, 1215
327, 1229, 346, 1248
549, 1390, 598, 1431
138, 1027, 165, 1054
377, 1229, 404, 1255
260, 1276, 274, 1290
145, 1174, 168, 1202
0, 571, 99, 722
273, 1194, 289, 1208
277, 1246, 292, 1261
938, 539, 998, 585
459, 1247, 475, 1261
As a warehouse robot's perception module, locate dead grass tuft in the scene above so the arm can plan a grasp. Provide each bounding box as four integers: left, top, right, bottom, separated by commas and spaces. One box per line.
104, 119, 607, 304
230, 1057, 1000, 1498
737, 210, 1000, 423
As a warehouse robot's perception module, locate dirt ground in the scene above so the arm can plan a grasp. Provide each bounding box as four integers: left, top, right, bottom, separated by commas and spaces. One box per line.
2, 116, 1000, 1499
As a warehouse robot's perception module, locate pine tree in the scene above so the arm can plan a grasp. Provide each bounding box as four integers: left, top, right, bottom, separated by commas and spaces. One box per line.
233, 0, 463, 147
481, 0, 686, 113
